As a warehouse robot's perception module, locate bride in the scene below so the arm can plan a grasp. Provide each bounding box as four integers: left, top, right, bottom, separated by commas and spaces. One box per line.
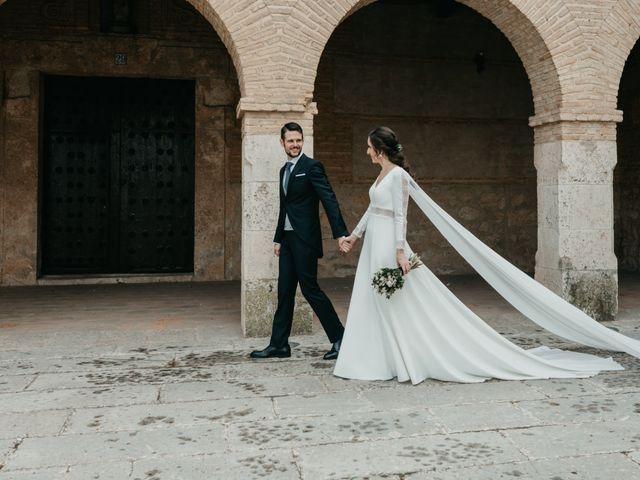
333, 126, 640, 384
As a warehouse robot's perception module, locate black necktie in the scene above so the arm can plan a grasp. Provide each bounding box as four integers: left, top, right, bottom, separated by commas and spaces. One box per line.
283, 161, 293, 193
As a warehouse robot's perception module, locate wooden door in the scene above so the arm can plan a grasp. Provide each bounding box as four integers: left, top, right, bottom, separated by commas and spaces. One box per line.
41, 75, 195, 275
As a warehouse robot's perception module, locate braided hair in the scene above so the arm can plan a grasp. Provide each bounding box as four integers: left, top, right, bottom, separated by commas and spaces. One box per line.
368, 126, 413, 177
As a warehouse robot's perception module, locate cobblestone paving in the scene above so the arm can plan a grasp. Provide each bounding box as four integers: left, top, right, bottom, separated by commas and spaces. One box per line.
0, 277, 639, 479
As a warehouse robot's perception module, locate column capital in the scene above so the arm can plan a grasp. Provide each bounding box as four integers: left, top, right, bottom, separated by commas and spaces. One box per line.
237, 96, 317, 136
240, 111, 315, 136
236, 96, 318, 119
531, 118, 620, 144
529, 109, 623, 128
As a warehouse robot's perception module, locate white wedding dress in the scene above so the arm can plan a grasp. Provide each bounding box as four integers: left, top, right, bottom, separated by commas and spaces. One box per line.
334, 167, 640, 384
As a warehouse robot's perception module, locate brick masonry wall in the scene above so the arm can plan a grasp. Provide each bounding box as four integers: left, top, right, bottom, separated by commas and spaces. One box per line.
0, 0, 638, 119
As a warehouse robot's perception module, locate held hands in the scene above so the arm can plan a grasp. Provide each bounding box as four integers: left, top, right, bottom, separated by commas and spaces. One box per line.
397, 249, 411, 275
338, 235, 357, 254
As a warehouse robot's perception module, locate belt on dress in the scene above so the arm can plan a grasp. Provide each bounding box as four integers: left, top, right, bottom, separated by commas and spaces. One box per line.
369, 206, 394, 218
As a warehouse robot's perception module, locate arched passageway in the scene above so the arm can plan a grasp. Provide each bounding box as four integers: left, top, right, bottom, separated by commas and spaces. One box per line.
0, 0, 242, 284
313, 0, 535, 277
615, 40, 640, 274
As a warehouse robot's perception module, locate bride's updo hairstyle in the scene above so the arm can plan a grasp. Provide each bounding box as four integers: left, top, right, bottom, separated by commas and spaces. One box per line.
368, 126, 413, 177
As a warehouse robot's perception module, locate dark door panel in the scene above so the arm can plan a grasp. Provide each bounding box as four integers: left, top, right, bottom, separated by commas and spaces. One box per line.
42, 77, 113, 274
117, 79, 195, 273
41, 76, 195, 275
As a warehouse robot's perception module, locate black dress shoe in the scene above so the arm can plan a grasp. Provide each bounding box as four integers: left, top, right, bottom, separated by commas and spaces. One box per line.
250, 344, 291, 359
323, 338, 342, 360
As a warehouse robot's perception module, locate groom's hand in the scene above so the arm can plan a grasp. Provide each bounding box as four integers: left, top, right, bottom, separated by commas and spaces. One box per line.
338, 237, 348, 253
338, 236, 352, 253
274, 243, 281, 257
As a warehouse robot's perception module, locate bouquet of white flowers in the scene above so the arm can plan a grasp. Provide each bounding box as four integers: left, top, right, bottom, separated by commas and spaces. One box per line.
371, 253, 423, 298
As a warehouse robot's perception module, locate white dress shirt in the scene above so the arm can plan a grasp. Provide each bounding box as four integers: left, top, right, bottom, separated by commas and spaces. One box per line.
283, 153, 302, 231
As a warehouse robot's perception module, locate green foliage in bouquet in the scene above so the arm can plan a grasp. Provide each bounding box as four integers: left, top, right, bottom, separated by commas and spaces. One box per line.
371, 267, 405, 299
371, 253, 424, 299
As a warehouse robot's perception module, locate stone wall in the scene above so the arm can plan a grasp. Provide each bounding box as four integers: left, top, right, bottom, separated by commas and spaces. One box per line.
0, 69, 40, 284
0, 0, 241, 284
314, 1, 536, 277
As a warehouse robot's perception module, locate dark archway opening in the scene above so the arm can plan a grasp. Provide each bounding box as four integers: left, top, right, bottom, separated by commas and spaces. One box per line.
615, 40, 640, 274
314, 0, 535, 278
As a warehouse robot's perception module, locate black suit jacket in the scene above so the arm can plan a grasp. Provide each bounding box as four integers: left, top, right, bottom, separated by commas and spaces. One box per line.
274, 154, 348, 258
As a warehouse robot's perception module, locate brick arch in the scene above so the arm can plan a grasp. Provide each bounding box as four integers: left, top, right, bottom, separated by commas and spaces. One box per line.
601, 2, 640, 111
292, 0, 566, 119
0, 0, 252, 96
185, 0, 248, 95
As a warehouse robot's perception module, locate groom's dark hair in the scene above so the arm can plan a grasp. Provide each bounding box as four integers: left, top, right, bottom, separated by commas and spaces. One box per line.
281, 122, 304, 140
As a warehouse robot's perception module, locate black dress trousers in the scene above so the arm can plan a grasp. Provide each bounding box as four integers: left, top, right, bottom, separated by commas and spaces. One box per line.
270, 231, 344, 348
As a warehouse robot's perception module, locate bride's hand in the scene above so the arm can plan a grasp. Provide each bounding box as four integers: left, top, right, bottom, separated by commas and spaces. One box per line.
340, 235, 357, 253
397, 250, 410, 274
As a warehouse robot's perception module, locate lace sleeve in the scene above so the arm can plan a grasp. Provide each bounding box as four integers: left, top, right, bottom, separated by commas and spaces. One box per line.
391, 169, 409, 250
352, 205, 371, 238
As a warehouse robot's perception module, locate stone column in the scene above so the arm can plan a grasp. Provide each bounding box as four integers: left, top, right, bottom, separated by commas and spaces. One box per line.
0, 70, 39, 285
532, 117, 620, 321
239, 101, 315, 337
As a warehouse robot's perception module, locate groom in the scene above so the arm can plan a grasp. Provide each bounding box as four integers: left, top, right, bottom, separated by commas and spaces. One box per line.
250, 122, 349, 360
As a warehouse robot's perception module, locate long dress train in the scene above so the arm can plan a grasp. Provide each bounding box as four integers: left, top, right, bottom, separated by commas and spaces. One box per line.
333, 167, 640, 384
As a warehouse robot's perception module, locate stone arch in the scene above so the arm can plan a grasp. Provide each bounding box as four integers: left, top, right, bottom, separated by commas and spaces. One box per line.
290, 0, 567, 120
0, 0, 251, 95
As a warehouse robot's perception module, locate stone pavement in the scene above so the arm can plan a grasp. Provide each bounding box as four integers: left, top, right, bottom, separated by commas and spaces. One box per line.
1, 276, 640, 479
